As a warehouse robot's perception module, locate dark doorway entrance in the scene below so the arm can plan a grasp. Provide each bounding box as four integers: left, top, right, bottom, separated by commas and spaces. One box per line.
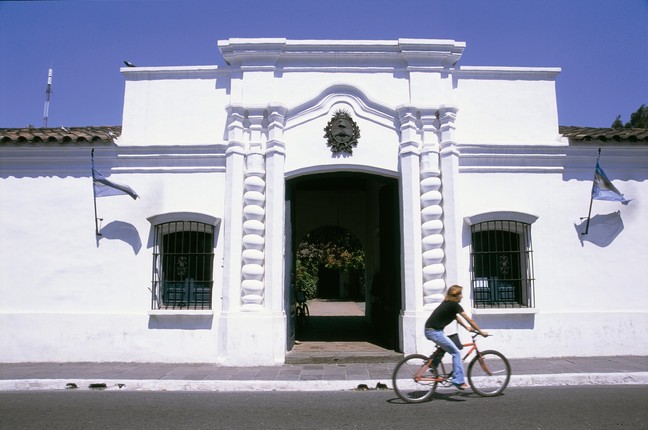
286, 172, 401, 355
317, 267, 339, 299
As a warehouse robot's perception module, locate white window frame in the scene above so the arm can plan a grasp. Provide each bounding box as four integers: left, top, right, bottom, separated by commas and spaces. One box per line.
147, 212, 220, 315
465, 211, 538, 315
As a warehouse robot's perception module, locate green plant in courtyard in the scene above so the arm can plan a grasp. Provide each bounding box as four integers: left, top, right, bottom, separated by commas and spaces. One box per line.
295, 226, 365, 300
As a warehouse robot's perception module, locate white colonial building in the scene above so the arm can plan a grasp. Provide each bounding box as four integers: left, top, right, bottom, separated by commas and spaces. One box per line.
1, 38, 647, 365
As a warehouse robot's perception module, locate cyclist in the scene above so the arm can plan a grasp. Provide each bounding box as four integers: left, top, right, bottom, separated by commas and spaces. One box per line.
424, 284, 489, 390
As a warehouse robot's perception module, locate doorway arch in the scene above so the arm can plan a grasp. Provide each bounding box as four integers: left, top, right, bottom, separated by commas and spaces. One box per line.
286, 172, 402, 352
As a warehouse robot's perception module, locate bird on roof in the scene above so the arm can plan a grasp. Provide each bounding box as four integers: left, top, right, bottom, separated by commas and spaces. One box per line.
61, 126, 69, 133
123, 61, 137, 67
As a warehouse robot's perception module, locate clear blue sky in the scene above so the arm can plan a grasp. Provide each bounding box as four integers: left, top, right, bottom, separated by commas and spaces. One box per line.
1, 0, 646, 129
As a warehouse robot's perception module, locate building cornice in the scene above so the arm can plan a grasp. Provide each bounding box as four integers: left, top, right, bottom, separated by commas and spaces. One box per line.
455, 66, 561, 80
0, 145, 227, 176
121, 65, 225, 80
217, 38, 466, 69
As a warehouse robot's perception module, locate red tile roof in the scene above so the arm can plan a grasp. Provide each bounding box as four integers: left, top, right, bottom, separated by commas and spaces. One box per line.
1, 125, 647, 144
0, 126, 121, 144
559, 126, 648, 142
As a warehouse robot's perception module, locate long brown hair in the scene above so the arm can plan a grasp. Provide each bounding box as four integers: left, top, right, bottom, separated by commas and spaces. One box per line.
444, 285, 463, 302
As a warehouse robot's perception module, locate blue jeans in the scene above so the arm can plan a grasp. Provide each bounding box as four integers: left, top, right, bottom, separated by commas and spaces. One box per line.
424, 328, 465, 385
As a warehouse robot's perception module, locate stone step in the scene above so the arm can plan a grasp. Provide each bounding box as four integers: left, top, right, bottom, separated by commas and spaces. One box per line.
285, 350, 403, 365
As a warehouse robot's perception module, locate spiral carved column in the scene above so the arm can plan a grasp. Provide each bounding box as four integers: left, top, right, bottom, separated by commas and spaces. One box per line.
241, 146, 266, 311
420, 112, 446, 310
420, 169, 445, 308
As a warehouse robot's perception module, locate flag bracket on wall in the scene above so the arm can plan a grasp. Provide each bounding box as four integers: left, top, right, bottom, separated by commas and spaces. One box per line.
91, 149, 139, 236
582, 148, 631, 235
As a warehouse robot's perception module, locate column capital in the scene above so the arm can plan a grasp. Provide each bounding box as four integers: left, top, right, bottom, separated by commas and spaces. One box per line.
226, 140, 246, 156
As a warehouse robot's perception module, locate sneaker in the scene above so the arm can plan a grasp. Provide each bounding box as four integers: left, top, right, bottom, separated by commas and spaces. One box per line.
453, 382, 469, 390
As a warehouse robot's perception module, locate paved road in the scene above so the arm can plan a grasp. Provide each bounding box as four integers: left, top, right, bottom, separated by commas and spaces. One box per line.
1, 386, 647, 429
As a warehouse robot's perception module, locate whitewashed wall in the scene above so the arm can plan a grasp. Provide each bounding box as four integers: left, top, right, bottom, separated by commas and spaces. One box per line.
1, 38, 647, 364
445, 153, 648, 358
0, 147, 227, 362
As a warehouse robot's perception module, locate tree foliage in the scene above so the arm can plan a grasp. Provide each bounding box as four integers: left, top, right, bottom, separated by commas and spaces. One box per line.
295, 226, 365, 300
612, 104, 648, 128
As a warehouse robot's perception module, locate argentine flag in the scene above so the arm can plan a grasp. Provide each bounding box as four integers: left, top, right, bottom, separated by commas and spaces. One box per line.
592, 162, 630, 205
92, 169, 139, 200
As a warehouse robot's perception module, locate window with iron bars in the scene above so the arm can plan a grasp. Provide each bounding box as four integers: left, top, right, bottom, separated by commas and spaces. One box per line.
470, 220, 535, 309
151, 221, 215, 310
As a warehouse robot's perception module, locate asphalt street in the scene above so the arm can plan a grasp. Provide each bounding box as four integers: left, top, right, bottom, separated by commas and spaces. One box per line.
1, 386, 647, 430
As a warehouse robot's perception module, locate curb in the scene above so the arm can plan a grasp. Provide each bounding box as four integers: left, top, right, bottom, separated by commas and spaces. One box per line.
509, 372, 648, 387
1, 372, 647, 392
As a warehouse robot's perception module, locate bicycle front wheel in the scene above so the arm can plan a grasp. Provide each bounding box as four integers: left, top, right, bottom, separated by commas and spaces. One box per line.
467, 350, 511, 396
392, 354, 435, 403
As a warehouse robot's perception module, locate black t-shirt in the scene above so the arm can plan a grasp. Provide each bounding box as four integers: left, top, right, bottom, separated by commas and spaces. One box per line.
425, 300, 464, 330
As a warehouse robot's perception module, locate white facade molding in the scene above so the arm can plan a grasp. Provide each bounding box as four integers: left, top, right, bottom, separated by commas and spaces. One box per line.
396, 105, 424, 353
455, 66, 562, 80
148, 310, 214, 316
464, 211, 539, 226
147, 212, 221, 227
286, 84, 396, 131
264, 107, 288, 317
471, 307, 538, 315
121, 65, 224, 80
222, 140, 246, 313
218, 38, 465, 69
2, 38, 647, 365
223, 104, 289, 315
457, 145, 567, 173
0, 145, 228, 176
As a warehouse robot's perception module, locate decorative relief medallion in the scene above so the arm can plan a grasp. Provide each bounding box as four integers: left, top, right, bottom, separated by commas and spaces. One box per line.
323, 110, 360, 154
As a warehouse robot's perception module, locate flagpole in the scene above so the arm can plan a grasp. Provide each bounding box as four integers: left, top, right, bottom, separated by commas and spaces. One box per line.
582, 148, 601, 235
91, 149, 102, 236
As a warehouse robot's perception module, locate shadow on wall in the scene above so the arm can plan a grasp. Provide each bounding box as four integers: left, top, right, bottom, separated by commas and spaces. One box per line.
96, 220, 142, 254
574, 211, 624, 247
473, 314, 535, 330
148, 315, 214, 330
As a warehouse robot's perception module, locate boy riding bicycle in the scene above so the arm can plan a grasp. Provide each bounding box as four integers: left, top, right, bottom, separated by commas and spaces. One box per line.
424, 285, 489, 390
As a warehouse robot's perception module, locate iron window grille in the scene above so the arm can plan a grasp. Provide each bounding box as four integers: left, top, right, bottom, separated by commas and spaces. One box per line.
470, 220, 535, 309
151, 221, 215, 310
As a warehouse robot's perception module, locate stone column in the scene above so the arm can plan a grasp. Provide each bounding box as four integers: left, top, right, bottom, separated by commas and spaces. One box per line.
437, 107, 460, 285
264, 106, 288, 360
222, 106, 247, 312
264, 105, 288, 314
220, 105, 287, 365
396, 105, 423, 354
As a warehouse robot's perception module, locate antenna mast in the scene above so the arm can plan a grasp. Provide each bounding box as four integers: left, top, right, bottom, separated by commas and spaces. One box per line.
43, 68, 53, 128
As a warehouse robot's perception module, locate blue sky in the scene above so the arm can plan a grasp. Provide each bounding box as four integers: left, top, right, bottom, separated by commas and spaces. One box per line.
1, 0, 646, 129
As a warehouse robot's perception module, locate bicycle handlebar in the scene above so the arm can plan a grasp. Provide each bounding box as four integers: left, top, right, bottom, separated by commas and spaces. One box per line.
470, 331, 491, 339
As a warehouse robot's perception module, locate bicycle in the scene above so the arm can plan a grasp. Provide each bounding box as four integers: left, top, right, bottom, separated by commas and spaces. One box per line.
295, 290, 310, 328
392, 332, 511, 403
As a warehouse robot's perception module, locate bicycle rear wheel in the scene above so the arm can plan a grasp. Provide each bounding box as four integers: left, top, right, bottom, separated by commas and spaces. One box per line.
296, 303, 309, 328
392, 354, 435, 403
467, 350, 511, 396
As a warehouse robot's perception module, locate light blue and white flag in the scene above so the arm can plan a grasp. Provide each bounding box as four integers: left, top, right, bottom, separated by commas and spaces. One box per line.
92, 169, 139, 200
592, 162, 630, 205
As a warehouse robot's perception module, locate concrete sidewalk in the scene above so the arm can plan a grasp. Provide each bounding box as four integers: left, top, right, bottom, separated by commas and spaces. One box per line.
2, 302, 646, 392
2, 356, 647, 392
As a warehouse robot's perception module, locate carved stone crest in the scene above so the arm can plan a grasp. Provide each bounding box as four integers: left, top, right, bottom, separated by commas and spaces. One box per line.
323, 110, 360, 154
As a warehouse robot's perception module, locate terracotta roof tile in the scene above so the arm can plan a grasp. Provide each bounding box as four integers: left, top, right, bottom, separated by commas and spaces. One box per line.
0, 126, 121, 144
559, 126, 648, 142
2, 125, 647, 144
